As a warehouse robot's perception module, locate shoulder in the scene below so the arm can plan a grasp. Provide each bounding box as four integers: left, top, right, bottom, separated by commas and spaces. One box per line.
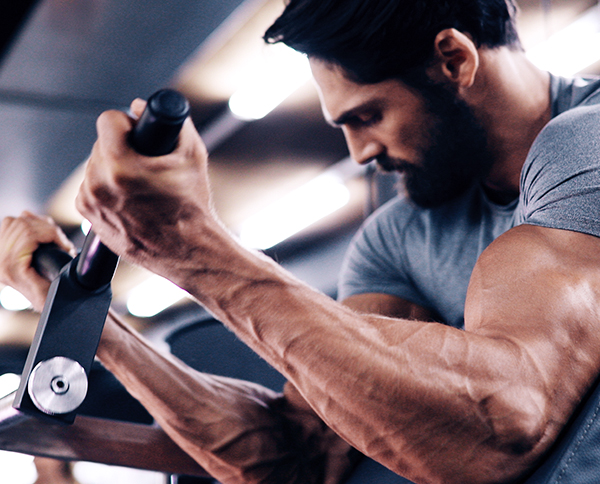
524, 103, 600, 177
519, 103, 600, 237
523, 101, 600, 185
544, 101, 600, 137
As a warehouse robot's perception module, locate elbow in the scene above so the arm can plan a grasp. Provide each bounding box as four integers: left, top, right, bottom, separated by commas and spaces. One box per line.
430, 389, 550, 484
484, 386, 548, 455
472, 387, 550, 483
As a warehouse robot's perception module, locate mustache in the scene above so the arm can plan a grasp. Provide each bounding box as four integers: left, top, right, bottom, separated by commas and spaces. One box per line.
374, 155, 415, 174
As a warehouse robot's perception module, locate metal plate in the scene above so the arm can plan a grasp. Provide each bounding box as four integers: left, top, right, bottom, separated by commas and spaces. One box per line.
27, 357, 88, 415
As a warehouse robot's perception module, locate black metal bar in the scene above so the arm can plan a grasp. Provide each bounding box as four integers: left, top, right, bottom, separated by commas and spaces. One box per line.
129, 88, 190, 156
12, 261, 113, 423
75, 232, 119, 291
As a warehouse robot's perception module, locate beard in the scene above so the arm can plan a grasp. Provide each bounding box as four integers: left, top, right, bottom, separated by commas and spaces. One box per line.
377, 81, 494, 209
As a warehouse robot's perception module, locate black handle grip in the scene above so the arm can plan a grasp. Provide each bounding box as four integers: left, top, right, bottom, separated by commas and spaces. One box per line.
129, 89, 190, 156
32, 89, 190, 287
31, 243, 73, 281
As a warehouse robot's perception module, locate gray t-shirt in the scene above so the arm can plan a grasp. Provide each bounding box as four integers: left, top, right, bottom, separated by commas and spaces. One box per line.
338, 74, 600, 328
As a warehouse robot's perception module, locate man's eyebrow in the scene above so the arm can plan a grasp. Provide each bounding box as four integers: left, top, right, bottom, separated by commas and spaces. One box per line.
327, 100, 383, 127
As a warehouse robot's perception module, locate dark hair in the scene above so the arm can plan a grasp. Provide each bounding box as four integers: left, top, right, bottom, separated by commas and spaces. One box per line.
264, 0, 521, 84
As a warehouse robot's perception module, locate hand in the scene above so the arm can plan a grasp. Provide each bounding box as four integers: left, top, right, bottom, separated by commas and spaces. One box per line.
0, 211, 76, 312
75, 99, 215, 277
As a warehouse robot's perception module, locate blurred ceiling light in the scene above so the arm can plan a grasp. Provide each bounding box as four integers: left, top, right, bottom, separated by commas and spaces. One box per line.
526, 6, 600, 76
73, 461, 163, 483
0, 286, 31, 311
228, 43, 312, 120
0, 373, 20, 397
239, 172, 351, 250
126, 275, 188, 318
0, 450, 35, 484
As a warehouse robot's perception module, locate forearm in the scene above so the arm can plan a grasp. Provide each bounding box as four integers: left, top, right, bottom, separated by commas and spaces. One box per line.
156, 226, 590, 484
96, 310, 355, 484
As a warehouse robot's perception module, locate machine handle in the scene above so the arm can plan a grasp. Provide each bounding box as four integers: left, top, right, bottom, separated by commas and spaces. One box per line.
31, 243, 73, 281
129, 88, 190, 156
31, 89, 190, 288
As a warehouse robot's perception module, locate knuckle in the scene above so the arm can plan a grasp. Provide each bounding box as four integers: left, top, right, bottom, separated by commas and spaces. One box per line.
96, 109, 119, 128
0, 216, 15, 231
74, 193, 86, 213
75, 191, 97, 219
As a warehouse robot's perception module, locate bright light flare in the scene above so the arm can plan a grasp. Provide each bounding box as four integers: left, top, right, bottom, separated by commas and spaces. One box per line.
81, 218, 92, 235
527, 6, 600, 76
0, 286, 31, 311
126, 275, 188, 318
239, 173, 350, 250
228, 44, 312, 120
0, 373, 20, 397
0, 451, 35, 484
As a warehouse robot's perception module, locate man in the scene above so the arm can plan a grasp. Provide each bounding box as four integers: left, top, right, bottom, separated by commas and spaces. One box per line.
1, 0, 600, 483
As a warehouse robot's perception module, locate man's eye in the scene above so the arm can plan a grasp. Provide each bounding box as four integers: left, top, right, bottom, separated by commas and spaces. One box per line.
349, 113, 380, 128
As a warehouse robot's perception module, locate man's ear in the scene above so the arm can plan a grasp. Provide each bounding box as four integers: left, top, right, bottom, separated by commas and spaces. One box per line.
427, 29, 479, 89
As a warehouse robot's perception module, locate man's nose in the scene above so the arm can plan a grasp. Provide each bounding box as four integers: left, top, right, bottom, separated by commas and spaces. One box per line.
345, 132, 385, 165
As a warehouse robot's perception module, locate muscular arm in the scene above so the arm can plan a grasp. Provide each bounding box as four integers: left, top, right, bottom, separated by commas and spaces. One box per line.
72, 105, 600, 484
126, 220, 600, 484
96, 311, 356, 483
94, 263, 430, 481
95, 275, 430, 481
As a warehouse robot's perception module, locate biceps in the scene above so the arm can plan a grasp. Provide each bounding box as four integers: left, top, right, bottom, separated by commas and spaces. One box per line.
342, 292, 435, 320
465, 224, 600, 404
466, 225, 600, 333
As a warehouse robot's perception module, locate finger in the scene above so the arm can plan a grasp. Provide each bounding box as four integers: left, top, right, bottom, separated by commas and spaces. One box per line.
21, 210, 39, 219
52, 224, 77, 257
10, 212, 75, 258
129, 98, 146, 119
0, 217, 54, 312
175, 115, 209, 163
95, 109, 135, 160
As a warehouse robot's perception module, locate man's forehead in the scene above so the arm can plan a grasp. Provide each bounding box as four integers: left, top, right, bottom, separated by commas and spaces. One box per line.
309, 59, 356, 121
309, 58, 421, 125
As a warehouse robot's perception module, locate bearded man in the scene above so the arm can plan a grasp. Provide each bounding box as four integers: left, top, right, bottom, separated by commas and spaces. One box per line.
1, 1, 600, 483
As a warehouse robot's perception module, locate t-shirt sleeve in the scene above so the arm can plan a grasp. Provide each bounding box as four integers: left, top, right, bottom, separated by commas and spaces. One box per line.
337, 198, 429, 307
519, 104, 600, 238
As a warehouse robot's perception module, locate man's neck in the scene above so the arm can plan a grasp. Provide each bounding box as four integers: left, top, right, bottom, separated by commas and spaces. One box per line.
465, 47, 552, 199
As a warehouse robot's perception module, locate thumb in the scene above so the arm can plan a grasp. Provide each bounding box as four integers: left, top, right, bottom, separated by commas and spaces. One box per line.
129, 98, 147, 119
